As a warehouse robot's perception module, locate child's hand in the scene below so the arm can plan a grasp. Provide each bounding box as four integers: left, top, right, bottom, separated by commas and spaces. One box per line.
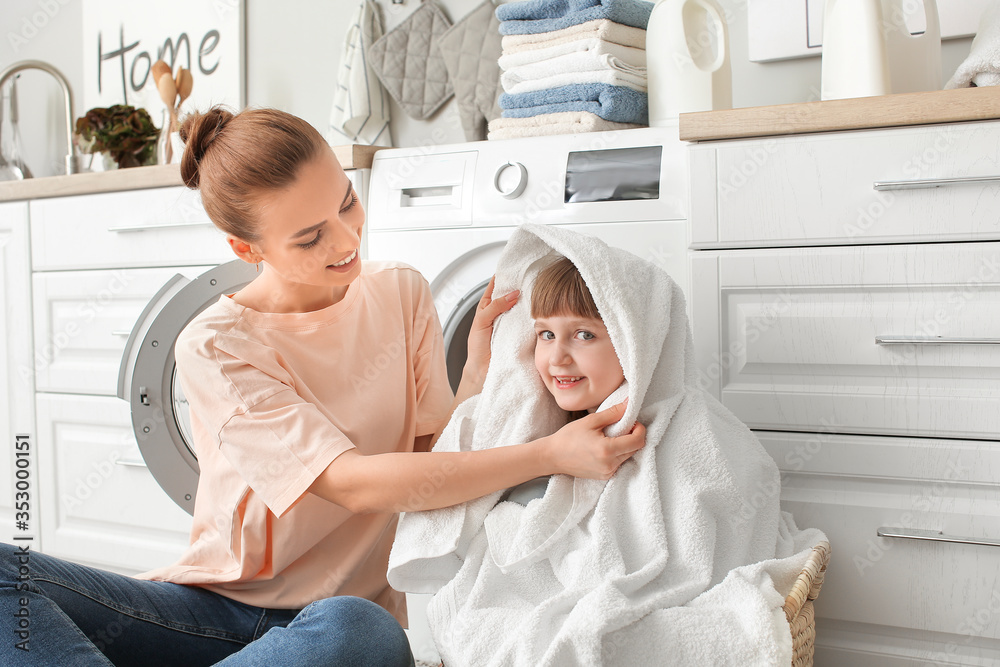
543, 400, 646, 480
462, 275, 519, 392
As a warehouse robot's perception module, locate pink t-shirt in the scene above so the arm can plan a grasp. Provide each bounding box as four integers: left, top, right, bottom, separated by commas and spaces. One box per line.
138, 261, 453, 622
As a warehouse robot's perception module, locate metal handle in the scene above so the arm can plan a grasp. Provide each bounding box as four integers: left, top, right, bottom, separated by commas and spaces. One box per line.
115, 458, 147, 468
111, 330, 132, 337
873, 175, 1000, 191
876, 335, 1000, 345
877, 527, 1000, 548
107, 221, 213, 234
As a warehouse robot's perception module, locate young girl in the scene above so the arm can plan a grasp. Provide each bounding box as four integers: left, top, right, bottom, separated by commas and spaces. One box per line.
0, 107, 645, 666
502, 256, 626, 506
531, 256, 625, 417
389, 224, 809, 667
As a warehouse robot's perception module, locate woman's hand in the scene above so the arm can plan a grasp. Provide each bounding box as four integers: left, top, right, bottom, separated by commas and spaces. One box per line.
543, 400, 646, 479
461, 275, 519, 393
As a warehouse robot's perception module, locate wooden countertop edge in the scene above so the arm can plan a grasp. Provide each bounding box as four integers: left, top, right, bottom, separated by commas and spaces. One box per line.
679, 86, 1000, 142
0, 144, 385, 203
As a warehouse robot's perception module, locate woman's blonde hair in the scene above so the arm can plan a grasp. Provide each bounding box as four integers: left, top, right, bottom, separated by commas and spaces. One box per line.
530, 256, 601, 320
178, 106, 329, 242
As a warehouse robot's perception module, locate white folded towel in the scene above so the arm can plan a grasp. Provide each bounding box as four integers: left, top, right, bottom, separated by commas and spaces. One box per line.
501, 17, 647, 52
487, 111, 642, 139
388, 223, 827, 667
947, 3, 1000, 88
501, 48, 647, 94
499, 37, 646, 71
328, 0, 392, 146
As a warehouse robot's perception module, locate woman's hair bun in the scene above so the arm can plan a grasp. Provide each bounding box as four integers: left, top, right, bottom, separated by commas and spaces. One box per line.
178, 106, 234, 189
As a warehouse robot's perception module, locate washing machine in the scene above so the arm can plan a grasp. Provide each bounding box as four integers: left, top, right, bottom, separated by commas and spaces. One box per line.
366, 125, 689, 393
365, 127, 688, 661
117, 168, 369, 515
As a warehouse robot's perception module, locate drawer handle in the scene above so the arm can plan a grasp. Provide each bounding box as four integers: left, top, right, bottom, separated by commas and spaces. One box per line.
875, 335, 1000, 345
115, 458, 148, 468
107, 221, 214, 234
877, 527, 1000, 548
872, 175, 1000, 191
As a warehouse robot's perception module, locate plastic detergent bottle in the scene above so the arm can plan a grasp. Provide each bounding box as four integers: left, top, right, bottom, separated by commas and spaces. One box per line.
821, 0, 891, 100
882, 0, 941, 93
646, 0, 732, 126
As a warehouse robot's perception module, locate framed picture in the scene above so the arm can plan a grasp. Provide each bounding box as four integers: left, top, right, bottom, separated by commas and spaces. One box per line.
80, 0, 245, 116
748, 0, 992, 63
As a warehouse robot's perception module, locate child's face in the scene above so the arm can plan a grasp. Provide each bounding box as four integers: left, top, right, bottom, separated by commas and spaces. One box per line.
533, 314, 624, 413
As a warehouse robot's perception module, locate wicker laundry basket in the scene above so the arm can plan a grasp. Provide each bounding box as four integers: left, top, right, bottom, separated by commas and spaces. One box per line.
424, 540, 832, 667
783, 540, 832, 667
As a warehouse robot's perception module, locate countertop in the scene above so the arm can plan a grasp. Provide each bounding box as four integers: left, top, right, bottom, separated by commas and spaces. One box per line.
679, 85, 1000, 142
0, 144, 383, 203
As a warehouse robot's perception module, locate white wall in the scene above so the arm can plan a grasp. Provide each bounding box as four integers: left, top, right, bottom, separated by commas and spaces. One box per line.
0, 0, 977, 178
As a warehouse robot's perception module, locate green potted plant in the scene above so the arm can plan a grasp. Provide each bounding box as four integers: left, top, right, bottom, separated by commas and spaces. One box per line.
74, 105, 160, 170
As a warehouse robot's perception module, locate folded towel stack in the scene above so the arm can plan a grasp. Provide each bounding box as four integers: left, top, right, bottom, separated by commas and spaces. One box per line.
490, 0, 653, 140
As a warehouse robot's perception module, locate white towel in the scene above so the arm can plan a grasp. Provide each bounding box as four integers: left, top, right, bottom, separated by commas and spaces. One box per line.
501, 18, 647, 52
946, 3, 1000, 88
328, 0, 393, 147
487, 111, 642, 140
388, 223, 827, 667
501, 49, 647, 94
499, 37, 646, 71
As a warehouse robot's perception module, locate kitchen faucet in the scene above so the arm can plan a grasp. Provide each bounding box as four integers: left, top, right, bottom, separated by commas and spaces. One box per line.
0, 60, 77, 175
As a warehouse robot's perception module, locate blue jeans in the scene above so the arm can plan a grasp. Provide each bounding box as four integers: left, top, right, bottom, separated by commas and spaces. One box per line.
0, 542, 414, 666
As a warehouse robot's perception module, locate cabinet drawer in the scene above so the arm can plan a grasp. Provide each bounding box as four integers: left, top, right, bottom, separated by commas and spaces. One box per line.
30, 187, 232, 270
32, 266, 216, 395
760, 431, 1000, 653
35, 393, 191, 573
690, 121, 1000, 248
690, 243, 1000, 440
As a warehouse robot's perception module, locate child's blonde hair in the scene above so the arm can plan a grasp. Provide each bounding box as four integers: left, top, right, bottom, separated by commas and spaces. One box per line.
530, 256, 600, 320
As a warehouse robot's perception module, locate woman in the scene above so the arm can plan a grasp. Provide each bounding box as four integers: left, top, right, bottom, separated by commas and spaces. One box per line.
0, 106, 645, 666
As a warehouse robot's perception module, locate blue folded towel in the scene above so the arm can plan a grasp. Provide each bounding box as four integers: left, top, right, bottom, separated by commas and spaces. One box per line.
496, 0, 653, 35
499, 83, 648, 124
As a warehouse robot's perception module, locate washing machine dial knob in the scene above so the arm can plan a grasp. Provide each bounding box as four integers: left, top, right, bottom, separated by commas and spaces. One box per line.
494, 161, 528, 199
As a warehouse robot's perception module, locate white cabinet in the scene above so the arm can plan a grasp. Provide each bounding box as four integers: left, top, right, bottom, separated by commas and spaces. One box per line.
31, 266, 215, 396
35, 393, 192, 571
28, 186, 232, 574
688, 122, 1000, 665
690, 121, 1000, 249
0, 203, 37, 552
691, 244, 1000, 440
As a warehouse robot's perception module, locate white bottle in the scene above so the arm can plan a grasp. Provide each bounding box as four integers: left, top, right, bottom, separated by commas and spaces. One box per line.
882, 0, 941, 93
821, 0, 891, 100
646, 0, 732, 126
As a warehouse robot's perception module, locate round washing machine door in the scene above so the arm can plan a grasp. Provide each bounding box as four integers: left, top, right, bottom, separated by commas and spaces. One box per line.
433, 241, 510, 393
117, 260, 257, 514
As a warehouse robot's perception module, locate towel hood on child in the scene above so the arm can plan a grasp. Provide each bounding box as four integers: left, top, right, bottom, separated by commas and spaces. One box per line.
388, 223, 826, 666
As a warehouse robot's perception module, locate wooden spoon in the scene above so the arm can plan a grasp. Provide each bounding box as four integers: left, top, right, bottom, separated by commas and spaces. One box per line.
175, 68, 193, 109
156, 71, 178, 111
152, 60, 175, 106
151, 60, 171, 85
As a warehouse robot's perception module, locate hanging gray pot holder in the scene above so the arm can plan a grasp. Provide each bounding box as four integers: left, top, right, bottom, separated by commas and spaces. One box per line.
367, 0, 455, 121
437, 0, 504, 141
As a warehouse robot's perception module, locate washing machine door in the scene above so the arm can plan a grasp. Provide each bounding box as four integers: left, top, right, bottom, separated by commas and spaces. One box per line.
117, 260, 257, 514
433, 241, 510, 394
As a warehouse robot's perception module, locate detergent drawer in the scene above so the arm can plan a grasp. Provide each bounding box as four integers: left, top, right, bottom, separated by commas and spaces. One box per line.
759, 430, 1000, 661
689, 120, 1000, 249
32, 266, 216, 395
689, 242, 1000, 440
30, 187, 231, 271
35, 393, 192, 573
